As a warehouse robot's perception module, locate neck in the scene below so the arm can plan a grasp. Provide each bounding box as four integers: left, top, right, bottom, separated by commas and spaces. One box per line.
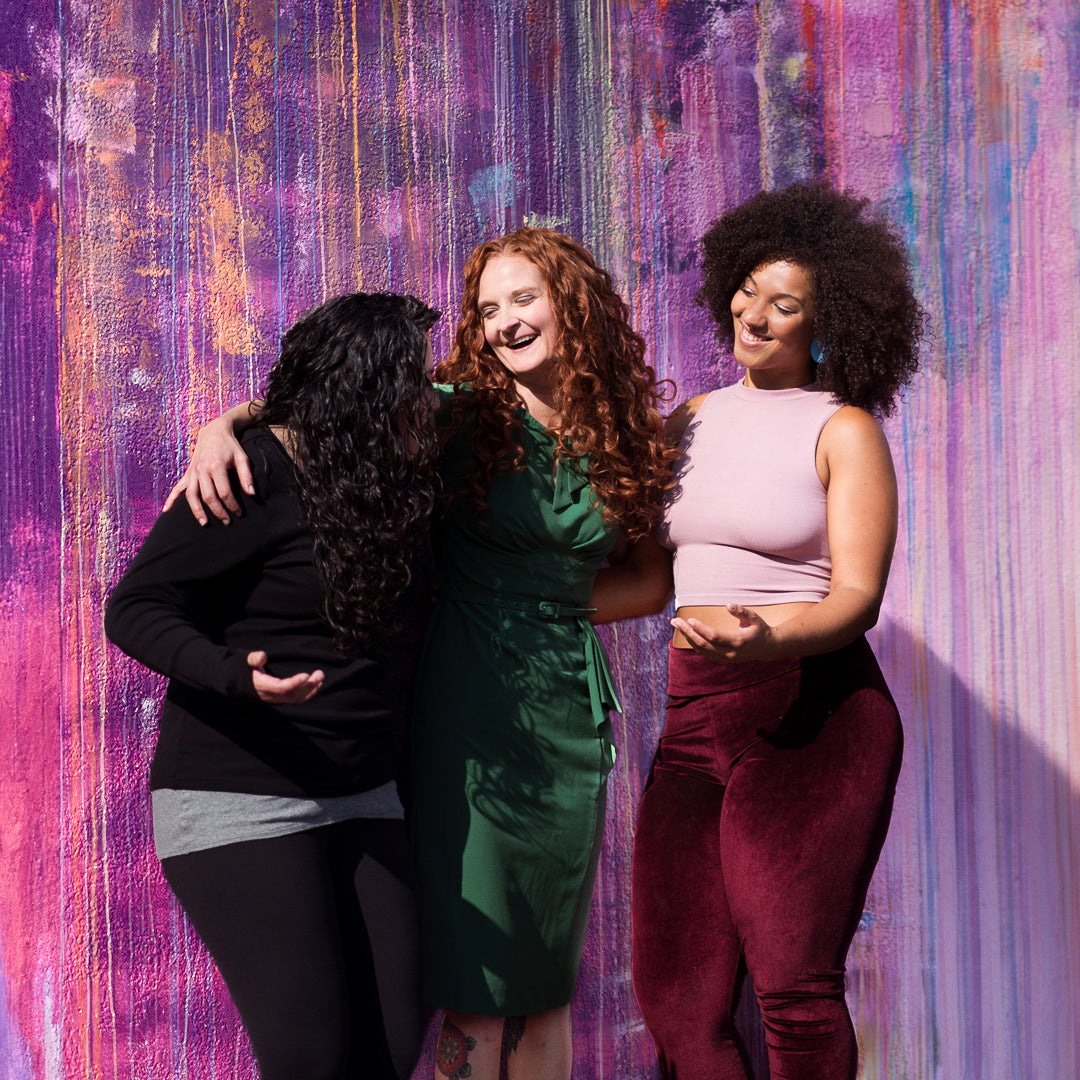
513, 380, 558, 428
741, 366, 815, 391
268, 424, 299, 462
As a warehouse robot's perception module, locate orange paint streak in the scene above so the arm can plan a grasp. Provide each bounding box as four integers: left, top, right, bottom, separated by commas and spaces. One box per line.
0, 71, 15, 219
203, 130, 257, 357
652, 112, 667, 153
391, 0, 418, 257
801, 1, 817, 105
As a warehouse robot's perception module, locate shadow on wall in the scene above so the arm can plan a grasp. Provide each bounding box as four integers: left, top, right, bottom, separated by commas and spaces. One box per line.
858, 618, 1078, 1080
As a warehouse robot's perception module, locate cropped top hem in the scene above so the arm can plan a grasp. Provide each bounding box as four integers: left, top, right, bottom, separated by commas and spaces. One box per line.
675, 590, 828, 608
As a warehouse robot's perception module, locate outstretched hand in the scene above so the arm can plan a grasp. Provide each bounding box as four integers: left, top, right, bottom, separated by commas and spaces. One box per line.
246, 651, 324, 704
670, 603, 777, 664
163, 417, 254, 525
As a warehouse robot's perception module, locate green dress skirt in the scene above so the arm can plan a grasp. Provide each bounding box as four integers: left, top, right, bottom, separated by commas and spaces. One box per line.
410, 388, 620, 1015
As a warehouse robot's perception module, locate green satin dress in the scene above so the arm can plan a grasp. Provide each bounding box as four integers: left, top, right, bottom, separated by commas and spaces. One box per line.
411, 387, 620, 1016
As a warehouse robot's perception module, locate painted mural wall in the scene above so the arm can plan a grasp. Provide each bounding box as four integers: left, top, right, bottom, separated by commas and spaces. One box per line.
0, 0, 1077, 1077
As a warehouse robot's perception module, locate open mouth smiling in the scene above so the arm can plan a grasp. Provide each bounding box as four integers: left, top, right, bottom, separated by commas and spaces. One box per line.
506, 334, 538, 351
739, 323, 770, 345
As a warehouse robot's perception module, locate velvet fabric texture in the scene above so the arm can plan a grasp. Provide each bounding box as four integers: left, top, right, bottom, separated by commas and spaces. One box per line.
631, 638, 902, 1080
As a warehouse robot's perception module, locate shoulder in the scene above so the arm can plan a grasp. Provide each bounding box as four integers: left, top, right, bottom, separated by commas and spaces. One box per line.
238, 427, 295, 497
820, 404, 886, 448
664, 392, 712, 444
432, 382, 474, 433
819, 405, 893, 481
433, 382, 461, 406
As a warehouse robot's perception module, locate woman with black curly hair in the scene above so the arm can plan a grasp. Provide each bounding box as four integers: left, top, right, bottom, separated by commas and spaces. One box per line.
623, 183, 924, 1080
163, 229, 675, 1080
106, 292, 440, 1080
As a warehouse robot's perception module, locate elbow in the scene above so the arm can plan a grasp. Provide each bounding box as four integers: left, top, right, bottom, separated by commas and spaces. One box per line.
854, 591, 884, 637
827, 583, 883, 641
103, 589, 134, 655
627, 576, 673, 620
103, 592, 120, 643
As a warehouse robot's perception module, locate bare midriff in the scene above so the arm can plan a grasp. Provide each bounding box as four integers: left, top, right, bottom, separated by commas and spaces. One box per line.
671, 601, 817, 648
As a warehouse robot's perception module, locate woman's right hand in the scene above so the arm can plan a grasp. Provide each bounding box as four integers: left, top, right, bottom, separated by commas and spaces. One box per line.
163, 414, 255, 525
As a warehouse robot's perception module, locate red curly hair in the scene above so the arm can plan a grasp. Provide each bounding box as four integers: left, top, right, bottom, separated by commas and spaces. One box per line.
436, 227, 675, 540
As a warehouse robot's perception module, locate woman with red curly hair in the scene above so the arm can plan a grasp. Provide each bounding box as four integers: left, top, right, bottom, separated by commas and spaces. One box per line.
412, 228, 673, 1079
165, 228, 675, 1079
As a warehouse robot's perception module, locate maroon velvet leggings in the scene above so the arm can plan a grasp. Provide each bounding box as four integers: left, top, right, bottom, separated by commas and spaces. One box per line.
631, 638, 902, 1080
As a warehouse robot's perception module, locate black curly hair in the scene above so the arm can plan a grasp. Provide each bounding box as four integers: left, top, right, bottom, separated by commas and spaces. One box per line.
257, 292, 440, 655
698, 182, 925, 416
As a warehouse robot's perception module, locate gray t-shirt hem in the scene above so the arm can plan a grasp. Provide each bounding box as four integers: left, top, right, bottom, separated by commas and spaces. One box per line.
152, 781, 405, 860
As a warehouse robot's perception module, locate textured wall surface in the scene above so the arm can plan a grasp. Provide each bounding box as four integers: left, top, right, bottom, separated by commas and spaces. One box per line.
1, 1, 1077, 1077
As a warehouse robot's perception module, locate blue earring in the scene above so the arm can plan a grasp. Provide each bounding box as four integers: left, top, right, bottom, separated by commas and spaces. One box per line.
810, 338, 825, 365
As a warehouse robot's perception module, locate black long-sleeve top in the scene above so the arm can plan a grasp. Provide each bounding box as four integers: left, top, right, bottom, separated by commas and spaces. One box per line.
105, 427, 411, 797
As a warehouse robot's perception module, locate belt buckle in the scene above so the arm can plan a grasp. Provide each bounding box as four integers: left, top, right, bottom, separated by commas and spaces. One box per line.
538, 601, 559, 620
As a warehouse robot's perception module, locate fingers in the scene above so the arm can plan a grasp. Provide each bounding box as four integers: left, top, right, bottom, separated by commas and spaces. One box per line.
249, 660, 325, 704
235, 454, 255, 497
670, 617, 726, 651
670, 616, 745, 663
163, 478, 186, 513
185, 477, 210, 526
726, 603, 759, 627
194, 464, 236, 522
175, 421, 253, 524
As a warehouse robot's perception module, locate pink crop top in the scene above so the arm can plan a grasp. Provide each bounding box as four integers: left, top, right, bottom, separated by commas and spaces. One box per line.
659, 381, 843, 607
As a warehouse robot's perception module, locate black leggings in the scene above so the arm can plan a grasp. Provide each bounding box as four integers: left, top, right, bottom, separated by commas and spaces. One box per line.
161, 817, 424, 1080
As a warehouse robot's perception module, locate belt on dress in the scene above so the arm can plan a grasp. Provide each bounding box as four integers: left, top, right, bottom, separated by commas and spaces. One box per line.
437, 587, 597, 620
436, 587, 621, 731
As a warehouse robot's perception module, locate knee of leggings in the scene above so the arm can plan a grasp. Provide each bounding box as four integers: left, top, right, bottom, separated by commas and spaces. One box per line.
755, 970, 854, 1052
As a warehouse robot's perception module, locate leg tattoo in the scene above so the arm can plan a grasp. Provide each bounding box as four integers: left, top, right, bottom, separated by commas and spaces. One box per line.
498, 1015, 527, 1080
436, 1019, 478, 1079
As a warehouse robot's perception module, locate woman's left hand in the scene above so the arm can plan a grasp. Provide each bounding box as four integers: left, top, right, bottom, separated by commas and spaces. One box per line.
670, 604, 776, 663
247, 651, 325, 703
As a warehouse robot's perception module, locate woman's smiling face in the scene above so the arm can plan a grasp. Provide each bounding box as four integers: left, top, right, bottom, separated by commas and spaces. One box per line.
730, 260, 816, 389
477, 254, 559, 393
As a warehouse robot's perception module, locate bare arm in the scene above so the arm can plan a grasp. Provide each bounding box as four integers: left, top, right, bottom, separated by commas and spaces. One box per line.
590, 534, 674, 624
588, 395, 705, 624
672, 407, 898, 661
162, 400, 265, 525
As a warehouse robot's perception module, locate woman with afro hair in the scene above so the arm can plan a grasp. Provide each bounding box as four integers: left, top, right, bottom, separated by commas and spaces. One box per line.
164, 228, 676, 1079
621, 182, 925, 1080
107, 293, 441, 1079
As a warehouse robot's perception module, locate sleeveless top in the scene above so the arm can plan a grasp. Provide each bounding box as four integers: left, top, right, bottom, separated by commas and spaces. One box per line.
659, 381, 843, 607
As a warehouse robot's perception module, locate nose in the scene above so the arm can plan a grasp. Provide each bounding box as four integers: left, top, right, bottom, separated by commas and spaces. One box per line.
740, 294, 768, 329
494, 307, 521, 338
